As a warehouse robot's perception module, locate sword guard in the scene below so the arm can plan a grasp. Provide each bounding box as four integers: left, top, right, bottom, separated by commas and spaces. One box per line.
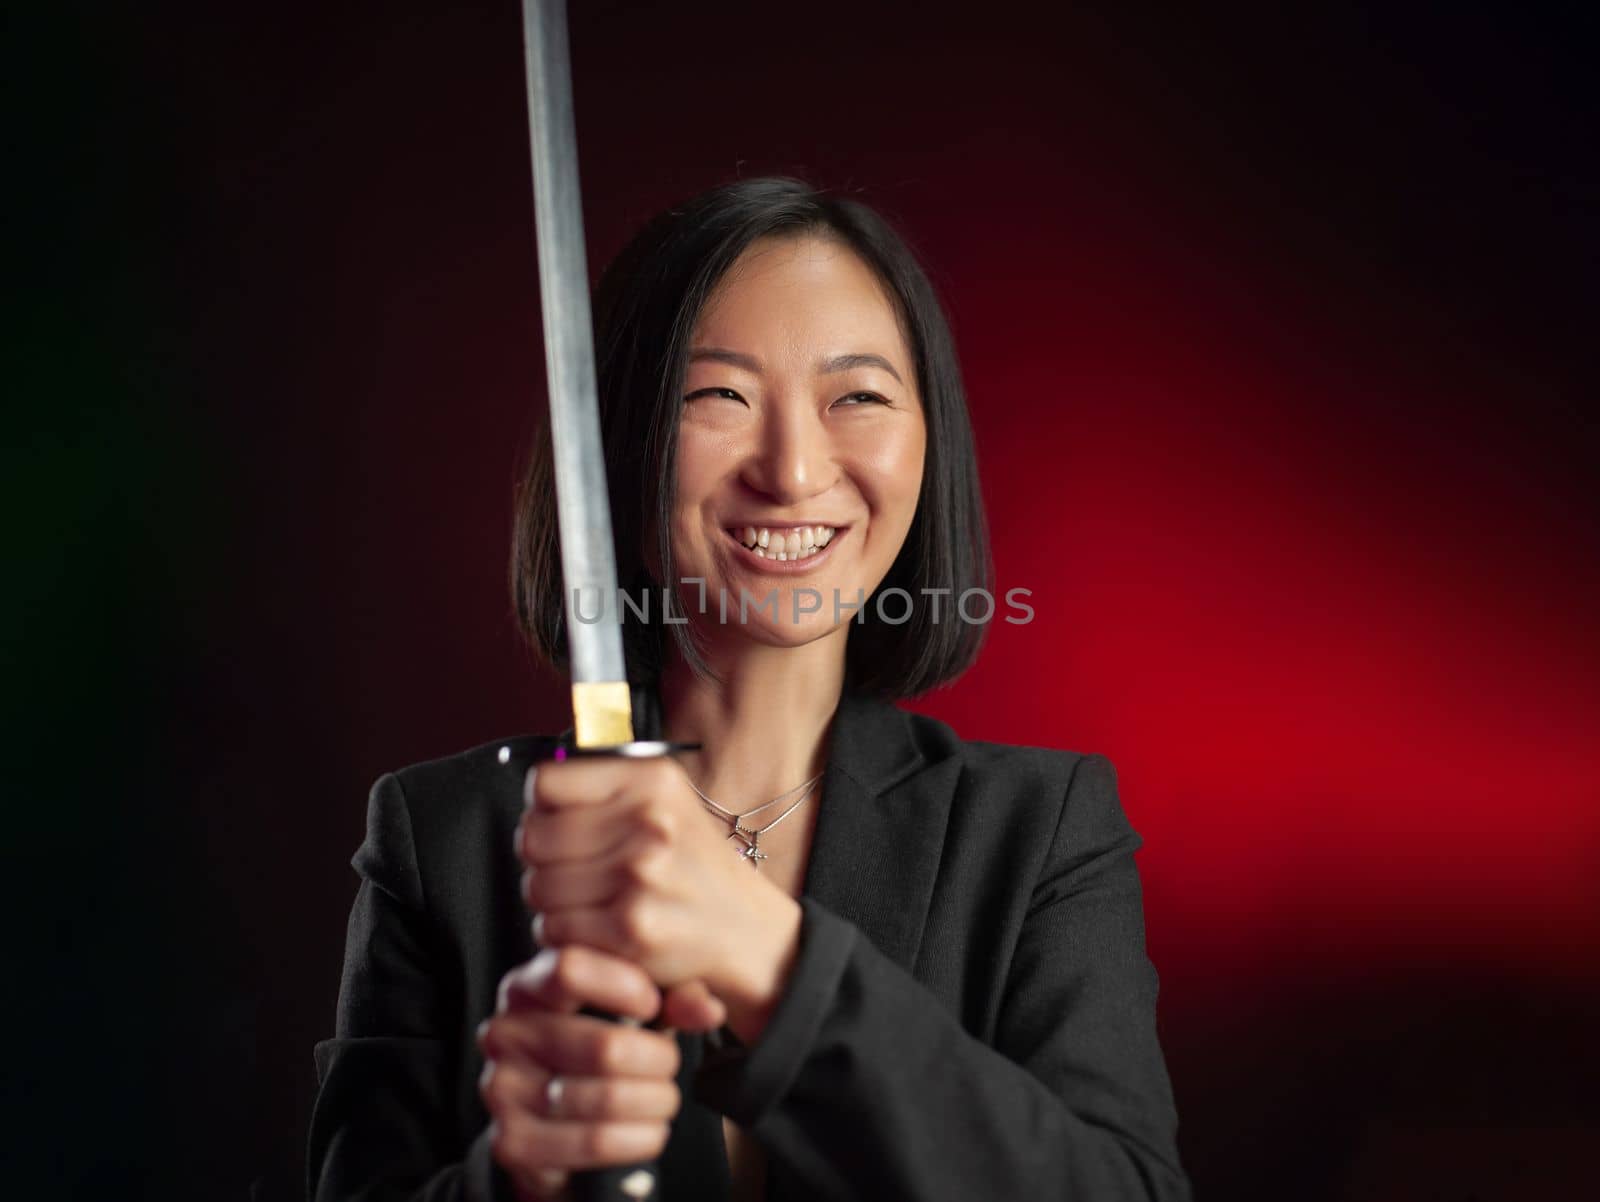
555, 740, 703, 760
494, 739, 703, 779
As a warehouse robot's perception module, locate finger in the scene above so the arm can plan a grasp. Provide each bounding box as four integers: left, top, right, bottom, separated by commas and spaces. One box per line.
483, 1060, 681, 1122
523, 827, 670, 913
491, 1110, 671, 1173
479, 1011, 682, 1078
546, 1075, 682, 1122
527, 756, 680, 813
522, 850, 622, 914
481, 1058, 682, 1122
492, 947, 661, 1021
518, 797, 638, 867
659, 979, 728, 1033
536, 901, 654, 965
479, 1056, 545, 1116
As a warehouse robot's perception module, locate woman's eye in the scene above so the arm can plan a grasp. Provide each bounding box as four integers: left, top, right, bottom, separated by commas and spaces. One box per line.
835, 391, 891, 407
684, 387, 746, 403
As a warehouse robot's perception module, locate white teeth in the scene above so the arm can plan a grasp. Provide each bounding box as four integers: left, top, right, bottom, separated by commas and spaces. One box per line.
735, 525, 839, 559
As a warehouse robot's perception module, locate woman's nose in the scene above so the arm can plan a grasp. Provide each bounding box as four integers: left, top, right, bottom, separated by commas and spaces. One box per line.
740, 403, 835, 504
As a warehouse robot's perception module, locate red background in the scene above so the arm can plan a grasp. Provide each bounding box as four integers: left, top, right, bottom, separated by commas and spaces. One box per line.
14, 1, 1596, 1198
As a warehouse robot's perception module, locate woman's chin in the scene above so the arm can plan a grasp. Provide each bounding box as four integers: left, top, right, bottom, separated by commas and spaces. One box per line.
694, 610, 844, 652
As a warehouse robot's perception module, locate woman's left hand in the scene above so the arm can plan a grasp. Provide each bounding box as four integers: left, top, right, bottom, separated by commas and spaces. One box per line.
517, 756, 804, 1044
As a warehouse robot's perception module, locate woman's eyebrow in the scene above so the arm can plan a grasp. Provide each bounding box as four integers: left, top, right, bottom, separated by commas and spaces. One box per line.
688, 346, 905, 386
818, 352, 904, 385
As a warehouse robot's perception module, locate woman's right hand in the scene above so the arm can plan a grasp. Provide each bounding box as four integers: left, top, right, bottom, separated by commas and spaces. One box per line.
477, 945, 728, 1201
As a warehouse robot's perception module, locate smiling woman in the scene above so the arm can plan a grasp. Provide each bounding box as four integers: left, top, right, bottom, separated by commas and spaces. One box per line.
513, 178, 992, 700
307, 178, 1192, 1202
671, 236, 927, 657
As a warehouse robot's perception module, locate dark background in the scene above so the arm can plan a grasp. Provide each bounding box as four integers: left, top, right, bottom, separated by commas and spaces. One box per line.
9, 1, 1597, 1199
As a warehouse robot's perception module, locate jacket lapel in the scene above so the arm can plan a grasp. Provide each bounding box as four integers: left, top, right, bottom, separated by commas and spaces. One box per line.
799, 691, 959, 977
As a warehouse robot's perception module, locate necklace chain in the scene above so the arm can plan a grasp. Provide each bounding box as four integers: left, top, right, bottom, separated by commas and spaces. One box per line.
688, 771, 823, 868
689, 771, 822, 822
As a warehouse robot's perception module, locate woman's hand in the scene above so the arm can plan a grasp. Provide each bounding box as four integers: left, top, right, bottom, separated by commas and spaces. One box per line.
478, 945, 727, 1200
517, 756, 804, 1043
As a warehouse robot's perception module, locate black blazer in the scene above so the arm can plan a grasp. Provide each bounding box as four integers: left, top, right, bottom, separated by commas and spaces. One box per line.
308, 692, 1191, 1201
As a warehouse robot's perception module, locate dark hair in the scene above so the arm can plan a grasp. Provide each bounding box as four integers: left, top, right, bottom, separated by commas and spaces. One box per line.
510, 177, 992, 700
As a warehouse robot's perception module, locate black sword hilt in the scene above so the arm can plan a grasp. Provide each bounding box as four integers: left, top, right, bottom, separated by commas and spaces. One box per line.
496, 737, 701, 1202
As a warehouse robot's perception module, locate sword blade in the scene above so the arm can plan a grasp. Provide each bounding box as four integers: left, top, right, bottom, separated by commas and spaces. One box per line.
519, 0, 633, 749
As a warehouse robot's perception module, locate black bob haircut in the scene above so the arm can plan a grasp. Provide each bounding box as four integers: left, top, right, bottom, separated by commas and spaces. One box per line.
510, 176, 993, 700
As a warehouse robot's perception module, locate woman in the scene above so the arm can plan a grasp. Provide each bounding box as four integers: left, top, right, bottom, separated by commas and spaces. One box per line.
308, 178, 1191, 1202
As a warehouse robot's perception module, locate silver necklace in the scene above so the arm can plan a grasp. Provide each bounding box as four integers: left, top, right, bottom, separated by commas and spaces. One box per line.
688, 771, 823, 867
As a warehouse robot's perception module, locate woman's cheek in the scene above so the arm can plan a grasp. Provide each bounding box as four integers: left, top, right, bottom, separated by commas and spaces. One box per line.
859, 432, 926, 527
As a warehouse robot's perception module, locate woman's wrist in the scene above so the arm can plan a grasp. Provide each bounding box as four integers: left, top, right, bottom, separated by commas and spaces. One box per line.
716, 891, 804, 1046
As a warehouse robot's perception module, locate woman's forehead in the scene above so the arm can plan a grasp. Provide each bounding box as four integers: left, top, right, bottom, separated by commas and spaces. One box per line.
693, 235, 909, 360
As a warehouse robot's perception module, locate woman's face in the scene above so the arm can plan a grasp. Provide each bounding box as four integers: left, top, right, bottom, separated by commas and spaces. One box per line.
667, 234, 927, 651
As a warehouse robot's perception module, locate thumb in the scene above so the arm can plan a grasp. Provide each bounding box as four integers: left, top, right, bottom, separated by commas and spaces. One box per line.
659, 978, 728, 1032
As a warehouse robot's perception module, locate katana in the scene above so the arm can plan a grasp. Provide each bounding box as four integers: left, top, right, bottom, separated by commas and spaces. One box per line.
520, 0, 632, 750
503, 2, 694, 1199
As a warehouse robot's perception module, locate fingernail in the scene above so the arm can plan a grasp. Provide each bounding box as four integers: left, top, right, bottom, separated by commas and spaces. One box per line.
523, 765, 538, 808
514, 958, 545, 985
532, 912, 546, 945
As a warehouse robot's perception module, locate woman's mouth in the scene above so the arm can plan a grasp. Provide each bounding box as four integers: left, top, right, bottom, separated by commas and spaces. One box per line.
722, 524, 847, 574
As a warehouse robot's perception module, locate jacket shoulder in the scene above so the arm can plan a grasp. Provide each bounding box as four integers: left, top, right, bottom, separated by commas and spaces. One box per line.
900, 706, 1107, 789
894, 707, 1117, 832
372, 733, 562, 865
386, 732, 558, 805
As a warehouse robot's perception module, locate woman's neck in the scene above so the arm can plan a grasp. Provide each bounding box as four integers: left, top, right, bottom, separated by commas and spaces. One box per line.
658, 633, 846, 808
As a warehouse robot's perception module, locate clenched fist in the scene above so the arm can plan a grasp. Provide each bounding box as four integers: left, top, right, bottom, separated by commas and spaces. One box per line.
517, 755, 803, 1045
477, 945, 727, 1200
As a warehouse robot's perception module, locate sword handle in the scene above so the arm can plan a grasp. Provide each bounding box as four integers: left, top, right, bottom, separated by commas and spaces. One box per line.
498, 738, 702, 1202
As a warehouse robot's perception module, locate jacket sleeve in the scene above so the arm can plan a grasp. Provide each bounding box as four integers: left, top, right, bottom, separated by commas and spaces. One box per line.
307, 772, 511, 1202
693, 753, 1191, 1201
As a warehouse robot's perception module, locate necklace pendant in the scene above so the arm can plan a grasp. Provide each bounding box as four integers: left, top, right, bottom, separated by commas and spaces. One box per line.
728, 824, 765, 865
